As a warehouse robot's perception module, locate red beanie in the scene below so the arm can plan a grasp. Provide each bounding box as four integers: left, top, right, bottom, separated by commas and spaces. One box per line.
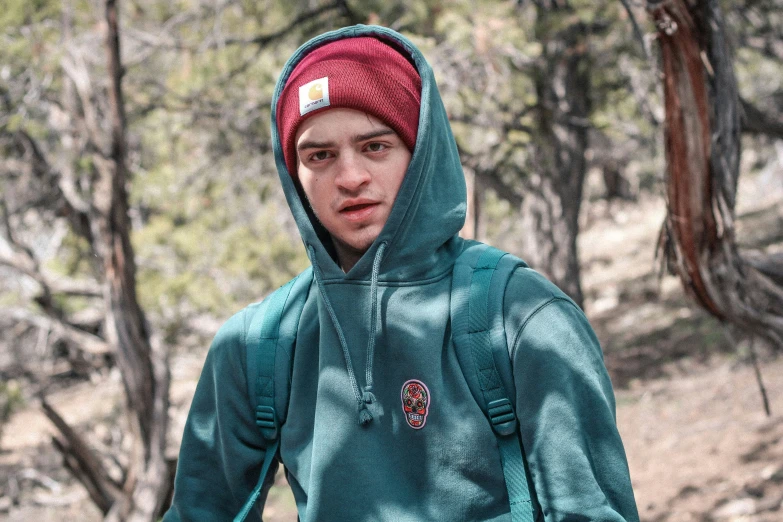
277, 36, 422, 176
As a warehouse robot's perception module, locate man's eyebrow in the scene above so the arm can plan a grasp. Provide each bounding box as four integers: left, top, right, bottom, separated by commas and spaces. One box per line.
297, 128, 397, 152
297, 139, 336, 152
352, 128, 396, 143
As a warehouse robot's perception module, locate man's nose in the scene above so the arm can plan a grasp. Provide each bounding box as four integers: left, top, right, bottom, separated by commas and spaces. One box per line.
334, 152, 371, 191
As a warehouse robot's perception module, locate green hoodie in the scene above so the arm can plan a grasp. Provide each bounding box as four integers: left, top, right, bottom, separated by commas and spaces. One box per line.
164, 25, 639, 522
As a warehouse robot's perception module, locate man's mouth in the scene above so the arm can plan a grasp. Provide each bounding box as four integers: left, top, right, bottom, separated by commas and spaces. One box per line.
339, 201, 379, 221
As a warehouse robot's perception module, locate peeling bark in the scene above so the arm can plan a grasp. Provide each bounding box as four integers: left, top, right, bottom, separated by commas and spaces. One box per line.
649, 0, 783, 348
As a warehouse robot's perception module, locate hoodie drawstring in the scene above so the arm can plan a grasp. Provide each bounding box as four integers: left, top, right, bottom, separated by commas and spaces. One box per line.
308, 242, 387, 426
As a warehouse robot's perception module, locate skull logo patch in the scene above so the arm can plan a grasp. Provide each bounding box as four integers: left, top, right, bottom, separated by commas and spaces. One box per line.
401, 379, 430, 429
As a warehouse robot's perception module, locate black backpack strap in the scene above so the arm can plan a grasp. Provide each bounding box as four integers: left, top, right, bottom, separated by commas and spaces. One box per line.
235, 267, 313, 522
451, 241, 534, 522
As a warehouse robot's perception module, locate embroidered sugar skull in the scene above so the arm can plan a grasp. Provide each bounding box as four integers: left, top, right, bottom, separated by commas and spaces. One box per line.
401, 379, 430, 429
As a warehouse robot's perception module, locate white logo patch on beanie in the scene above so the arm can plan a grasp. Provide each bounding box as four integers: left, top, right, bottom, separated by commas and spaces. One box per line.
299, 77, 330, 116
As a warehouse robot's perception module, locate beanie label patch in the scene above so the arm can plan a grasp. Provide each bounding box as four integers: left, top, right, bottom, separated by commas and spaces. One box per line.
299, 77, 330, 116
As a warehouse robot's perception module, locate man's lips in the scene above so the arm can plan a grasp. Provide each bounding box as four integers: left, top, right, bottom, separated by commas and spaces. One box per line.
338, 199, 380, 222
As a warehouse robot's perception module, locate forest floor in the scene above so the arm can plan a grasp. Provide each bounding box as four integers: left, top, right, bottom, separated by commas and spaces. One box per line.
1, 169, 782, 522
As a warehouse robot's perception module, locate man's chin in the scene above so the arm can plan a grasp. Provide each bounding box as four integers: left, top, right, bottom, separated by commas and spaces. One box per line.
334, 233, 382, 260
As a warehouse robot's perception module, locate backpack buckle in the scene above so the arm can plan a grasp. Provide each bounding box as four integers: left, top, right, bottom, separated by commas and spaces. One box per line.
487, 398, 517, 437
255, 405, 278, 440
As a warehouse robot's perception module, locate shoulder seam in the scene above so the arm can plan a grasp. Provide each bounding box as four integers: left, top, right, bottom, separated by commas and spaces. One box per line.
509, 296, 577, 359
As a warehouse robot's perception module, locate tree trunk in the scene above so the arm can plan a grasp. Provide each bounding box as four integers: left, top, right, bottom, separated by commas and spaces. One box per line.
648, 0, 783, 348
99, 3, 172, 519
42, 2, 174, 520
520, 3, 589, 308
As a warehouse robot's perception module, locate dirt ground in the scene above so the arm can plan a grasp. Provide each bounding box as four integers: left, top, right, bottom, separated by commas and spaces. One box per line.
1, 171, 782, 521
619, 356, 783, 521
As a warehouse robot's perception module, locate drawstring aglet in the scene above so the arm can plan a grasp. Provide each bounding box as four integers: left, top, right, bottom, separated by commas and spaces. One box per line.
358, 401, 374, 426
359, 386, 376, 426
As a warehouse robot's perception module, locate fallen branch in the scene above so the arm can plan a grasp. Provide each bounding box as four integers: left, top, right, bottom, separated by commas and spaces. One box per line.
40, 397, 121, 514
748, 337, 771, 417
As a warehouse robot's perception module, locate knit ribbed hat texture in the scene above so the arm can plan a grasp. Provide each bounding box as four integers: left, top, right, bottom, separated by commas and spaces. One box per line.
277, 36, 422, 175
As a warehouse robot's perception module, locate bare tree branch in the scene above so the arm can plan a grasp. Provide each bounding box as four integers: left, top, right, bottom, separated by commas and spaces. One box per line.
0, 197, 101, 326
124, 1, 349, 52
224, 1, 347, 47
8, 308, 110, 355
744, 251, 783, 286
60, 51, 108, 155
40, 398, 121, 514
618, 0, 650, 59
0, 250, 101, 298
739, 35, 783, 62
479, 169, 524, 208
741, 97, 783, 139
11, 129, 94, 244
0, 157, 34, 177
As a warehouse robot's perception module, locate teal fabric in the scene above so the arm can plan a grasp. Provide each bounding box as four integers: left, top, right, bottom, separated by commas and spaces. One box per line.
498, 435, 534, 522
505, 270, 639, 521
164, 306, 275, 522
163, 24, 639, 522
235, 268, 313, 519
450, 242, 534, 522
233, 438, 278, 522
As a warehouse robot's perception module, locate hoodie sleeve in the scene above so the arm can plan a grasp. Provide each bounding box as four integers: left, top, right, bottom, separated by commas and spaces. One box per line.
506, 275, 639, 522
163, 307, 276, 522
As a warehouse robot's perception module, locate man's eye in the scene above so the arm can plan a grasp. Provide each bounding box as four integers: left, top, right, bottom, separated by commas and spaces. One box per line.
366, 142, 386, 152
310, 150, 332, 161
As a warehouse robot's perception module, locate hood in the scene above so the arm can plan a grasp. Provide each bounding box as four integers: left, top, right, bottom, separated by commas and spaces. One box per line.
271, 25, 466, 282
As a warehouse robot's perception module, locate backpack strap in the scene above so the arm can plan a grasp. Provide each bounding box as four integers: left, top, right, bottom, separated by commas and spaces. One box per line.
451, 241, 534, 522
234, 267, 314, 522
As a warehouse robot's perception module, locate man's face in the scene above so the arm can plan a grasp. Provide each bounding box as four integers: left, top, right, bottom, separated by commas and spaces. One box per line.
296, 108, 412, 269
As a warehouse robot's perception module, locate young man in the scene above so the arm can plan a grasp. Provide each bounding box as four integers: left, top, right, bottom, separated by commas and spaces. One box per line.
164, 25, 639, 521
